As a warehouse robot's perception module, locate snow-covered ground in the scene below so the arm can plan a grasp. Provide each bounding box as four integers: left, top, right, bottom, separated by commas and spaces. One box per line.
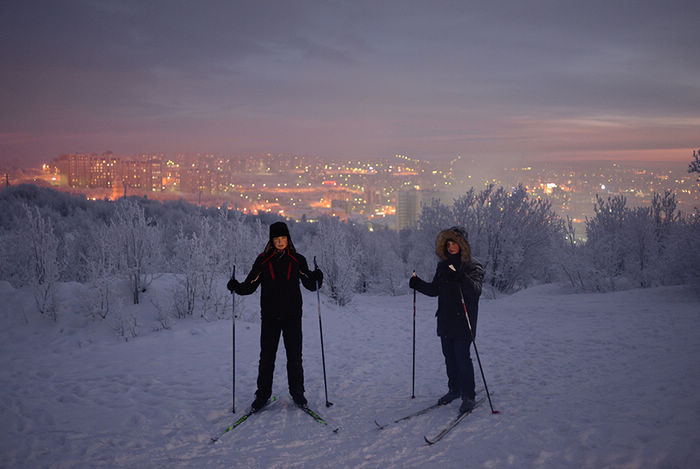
1, 279, 699, 468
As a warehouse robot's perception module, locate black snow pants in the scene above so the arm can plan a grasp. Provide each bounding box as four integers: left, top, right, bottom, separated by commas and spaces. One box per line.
440, 335, 476, 400
255, 314, 304, 399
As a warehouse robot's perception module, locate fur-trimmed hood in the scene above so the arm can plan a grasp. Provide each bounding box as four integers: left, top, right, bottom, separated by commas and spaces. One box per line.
435, 226, 471, 262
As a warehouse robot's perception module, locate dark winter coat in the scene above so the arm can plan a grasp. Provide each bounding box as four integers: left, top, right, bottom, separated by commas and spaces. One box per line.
410, 227, 484, 338
234, 243, 318, 320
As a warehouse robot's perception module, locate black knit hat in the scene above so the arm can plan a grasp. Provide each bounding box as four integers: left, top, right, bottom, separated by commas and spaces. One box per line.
269, 221, 290, 240
449, 226, 468, 242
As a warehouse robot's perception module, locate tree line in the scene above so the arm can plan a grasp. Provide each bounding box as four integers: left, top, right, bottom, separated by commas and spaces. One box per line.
1, 175, 698, 325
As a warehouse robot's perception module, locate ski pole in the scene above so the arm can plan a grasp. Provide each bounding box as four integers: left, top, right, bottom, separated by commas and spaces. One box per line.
230, 265, 236, 413
412, 271, 416, 399
314, 257, 333, 407
457, 284, 499, 414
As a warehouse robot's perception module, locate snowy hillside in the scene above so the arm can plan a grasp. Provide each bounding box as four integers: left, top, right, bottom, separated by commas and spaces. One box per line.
1, 280, 699, 468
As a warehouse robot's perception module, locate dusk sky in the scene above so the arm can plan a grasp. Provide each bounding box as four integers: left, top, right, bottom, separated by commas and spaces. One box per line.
1, 0, 699, 168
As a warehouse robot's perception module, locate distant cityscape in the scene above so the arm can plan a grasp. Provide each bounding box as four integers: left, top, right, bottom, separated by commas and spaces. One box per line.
2, 152, 698, 236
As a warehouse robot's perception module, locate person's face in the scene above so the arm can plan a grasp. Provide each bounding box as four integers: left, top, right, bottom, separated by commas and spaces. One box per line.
273, 236, 288, 251
446, 240, 460, 255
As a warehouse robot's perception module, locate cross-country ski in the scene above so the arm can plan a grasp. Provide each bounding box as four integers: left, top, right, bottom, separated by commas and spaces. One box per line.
298, 405, 340, 433
423, 397, 486, 445
210, 396, 278, 443
374, 402, 440, 430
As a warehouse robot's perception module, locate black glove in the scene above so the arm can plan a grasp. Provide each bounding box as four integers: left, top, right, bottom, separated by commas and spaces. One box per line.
313, 268, 323, 288
226, 278, 240, 292
409, 276, 419, 289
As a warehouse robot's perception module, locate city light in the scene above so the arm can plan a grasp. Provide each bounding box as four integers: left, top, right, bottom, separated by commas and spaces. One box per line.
13, 152, 692, 231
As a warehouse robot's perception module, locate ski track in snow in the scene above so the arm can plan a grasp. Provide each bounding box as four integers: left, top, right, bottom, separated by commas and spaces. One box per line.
1, 280, 699, 468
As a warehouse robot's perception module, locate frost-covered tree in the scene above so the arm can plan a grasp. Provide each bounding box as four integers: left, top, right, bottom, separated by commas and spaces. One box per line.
170, 209, 268, 320
22, 205, 60, 319
418, 198, 456, 238
355, 226, 408, 295
625, 206, 657, 286
486, 186, 560, 291
221, 211, 268, 320
172, 224, 209, 318
193, 214, 232, 320
649, 192, 699, 286
451, 187, 488, 246
586, 195, 628, 288
0, 227, 23, 287
109, 199, 163, 304
643, 191, 679, 284
425, 184, 564, 293
399, 226, 437, 283
689, 148, 700, 180
220, 209, 268, 279
171, 215, 224, 319
683, 213, 700, 287
81, 222, 117, 319
558, 216, 590, 290
313, 217, 360, 306
583, 191, 696, 289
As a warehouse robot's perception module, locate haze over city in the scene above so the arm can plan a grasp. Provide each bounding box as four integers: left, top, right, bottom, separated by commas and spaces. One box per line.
1, 0, 699, 169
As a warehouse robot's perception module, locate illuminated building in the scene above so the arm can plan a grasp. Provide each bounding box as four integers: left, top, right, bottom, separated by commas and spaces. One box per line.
396, 187, 419, 230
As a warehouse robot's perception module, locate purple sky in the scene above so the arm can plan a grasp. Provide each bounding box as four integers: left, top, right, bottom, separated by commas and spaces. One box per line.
1, 0, 699, 168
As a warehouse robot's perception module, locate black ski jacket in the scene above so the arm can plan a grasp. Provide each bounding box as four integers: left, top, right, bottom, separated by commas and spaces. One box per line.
412, 257, 484, 338
234, 248, 318, 320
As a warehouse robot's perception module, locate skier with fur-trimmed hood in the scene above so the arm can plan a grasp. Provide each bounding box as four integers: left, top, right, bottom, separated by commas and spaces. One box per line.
227, 221, 323, 411
409, 226, 485, 413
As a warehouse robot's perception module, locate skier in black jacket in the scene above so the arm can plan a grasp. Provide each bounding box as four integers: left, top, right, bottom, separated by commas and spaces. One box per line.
409, 226, 484, 413
227, 221, 323, 410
